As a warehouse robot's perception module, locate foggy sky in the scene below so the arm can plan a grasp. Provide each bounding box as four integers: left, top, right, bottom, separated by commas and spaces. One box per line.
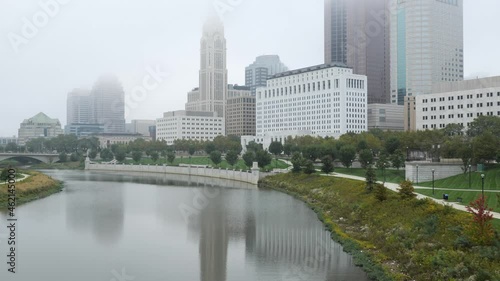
1, 0, 499, 137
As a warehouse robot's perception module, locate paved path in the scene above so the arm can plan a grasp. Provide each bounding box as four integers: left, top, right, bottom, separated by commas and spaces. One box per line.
0, 173, 30, 185
330, 173, 500, 220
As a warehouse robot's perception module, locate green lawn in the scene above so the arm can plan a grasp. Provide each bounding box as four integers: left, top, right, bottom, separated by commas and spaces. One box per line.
119, 156, 289, 171
419, 165, 500, 190
334, 167, 406, 184
416, 189, 500, 213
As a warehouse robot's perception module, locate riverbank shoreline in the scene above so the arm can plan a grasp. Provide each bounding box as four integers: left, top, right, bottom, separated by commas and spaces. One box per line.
0, 171, 64, 208
259, 173, 500, 281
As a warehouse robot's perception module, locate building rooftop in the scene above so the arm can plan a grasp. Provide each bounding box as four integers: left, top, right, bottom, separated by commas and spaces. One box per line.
269, 62, 350, 79
22, 112, 61, 125
432, 76, 500, 93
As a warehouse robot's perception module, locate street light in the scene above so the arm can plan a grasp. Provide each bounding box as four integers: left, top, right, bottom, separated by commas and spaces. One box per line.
481, 174, 485, 199
416, 164, 419, 184
468, 164, 472, 189
432, 169, 435, 195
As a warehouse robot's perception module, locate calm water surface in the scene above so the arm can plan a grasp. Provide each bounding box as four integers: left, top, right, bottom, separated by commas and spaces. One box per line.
0, 170, 369, 281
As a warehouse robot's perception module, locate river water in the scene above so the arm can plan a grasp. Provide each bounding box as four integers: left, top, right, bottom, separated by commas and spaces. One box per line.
0, 170, 369, 281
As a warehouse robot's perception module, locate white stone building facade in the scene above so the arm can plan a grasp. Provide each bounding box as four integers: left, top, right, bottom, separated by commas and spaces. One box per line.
156, 110, 225, 145
415, 76, 500, 131
243, 63, 367, 150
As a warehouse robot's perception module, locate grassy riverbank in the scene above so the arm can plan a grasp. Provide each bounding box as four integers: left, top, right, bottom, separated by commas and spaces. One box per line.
260, 174, 500, 281
0, 171, 63, 208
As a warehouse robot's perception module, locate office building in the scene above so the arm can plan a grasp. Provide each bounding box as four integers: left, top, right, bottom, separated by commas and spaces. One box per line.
245, 55, 288, 95
185, 18, 228, 118
244, 63, 367, 150
94, 133, 151, 149
156, 110, 225, 145
367, 104, 404, 131
90, 75, 126, 133
65, 124, 105, 137
390, 0, 464, 105
18, 112, 64, 145
67, 89, 92, 125
126, 120, 156, 136
226, 85, 255, 137
404, 96, 417, 131
415, 76, 500, 131
0, 137, 18, 146
325, 0, 391, 104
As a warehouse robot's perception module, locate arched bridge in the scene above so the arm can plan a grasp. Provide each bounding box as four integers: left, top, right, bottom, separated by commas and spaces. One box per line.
0, 153, 60, 164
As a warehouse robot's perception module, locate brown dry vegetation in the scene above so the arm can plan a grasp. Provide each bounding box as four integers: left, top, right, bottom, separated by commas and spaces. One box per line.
0, 171, 63, 207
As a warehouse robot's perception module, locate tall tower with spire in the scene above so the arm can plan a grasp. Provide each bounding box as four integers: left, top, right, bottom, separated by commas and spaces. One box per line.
187, 18, 228, 118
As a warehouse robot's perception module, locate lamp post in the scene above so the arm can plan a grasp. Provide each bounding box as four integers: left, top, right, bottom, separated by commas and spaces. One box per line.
481, 174, 485, 199
416, 164, 419, 184
432, 169, 435, 195
406, 146, 409, 161
468, 164, 472, 189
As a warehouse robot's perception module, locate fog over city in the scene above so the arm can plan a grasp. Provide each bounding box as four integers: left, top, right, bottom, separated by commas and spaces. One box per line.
0, 0, 499, 136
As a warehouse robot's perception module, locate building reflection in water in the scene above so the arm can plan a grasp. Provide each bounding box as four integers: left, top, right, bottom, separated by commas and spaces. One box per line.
65, 176, 125, 245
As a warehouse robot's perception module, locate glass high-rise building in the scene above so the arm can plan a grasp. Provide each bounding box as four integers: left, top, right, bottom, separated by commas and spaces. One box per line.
325, 0, 390, 104
390, 0, 464, 105
90, 75, 126, 133
245, 55, 288, 96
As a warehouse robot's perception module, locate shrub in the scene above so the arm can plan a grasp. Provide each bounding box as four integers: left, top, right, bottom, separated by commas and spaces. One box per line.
321, 155, 334, 174
466, 196, 495, 246
398, 180, 417, 200
291, 152, 303, 173
303, 160, 316, 174
374, 183, 388, 201
365, 165, 377, 192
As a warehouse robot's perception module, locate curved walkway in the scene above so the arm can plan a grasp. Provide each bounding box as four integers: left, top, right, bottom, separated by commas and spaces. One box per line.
0, 173, 30, 185
330, 173, 500, 219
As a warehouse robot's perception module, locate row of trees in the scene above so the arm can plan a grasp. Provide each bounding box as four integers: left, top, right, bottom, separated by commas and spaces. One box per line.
266, 116, 500, 173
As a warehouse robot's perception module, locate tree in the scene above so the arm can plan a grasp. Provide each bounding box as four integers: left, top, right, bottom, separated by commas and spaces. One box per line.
365, 165, 377, 192
374, 183, 388, 201
302, 145, 321, 161
167, 152, 176, 164
376, 153, 390, 182
390, 149, 406, 170
58, 152, 67, 163
246, 141, 262, 153
321, 155, 334, 174
466, 196, 494, 246
210, 151, 222, 167
385, 137, 401, 155
100, 149, 114, 162
339, 145, 356, 168
359, 149, 374, 169
467, 115, 500, 137
398, 180, 416, 200
269, 141, 284, 168
151, 151, 159, 163
115, 150, 127, 162
242, 151, 255, 168
70, 153, 79, 162
89, 149, 98, 160
225, 150, 239, 167
0, 168, 9, 182
303, 160, 316, 174
283, 143, 293, 157
269, 141, 284, 156
132, 151, 142, 163
256, 150, 272, 168
188, 145, 196, 157
5, 142, 18, 153
204, 142, 216, 155
473, 131, 499, 164
291, 152, 304, 173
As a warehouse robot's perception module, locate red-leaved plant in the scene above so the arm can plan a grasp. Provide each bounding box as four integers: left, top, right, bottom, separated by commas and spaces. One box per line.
466, 196, 494, 245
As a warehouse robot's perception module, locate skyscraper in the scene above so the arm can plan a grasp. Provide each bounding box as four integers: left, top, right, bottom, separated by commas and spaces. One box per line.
186, 18, 228, 118
66, 88, 91, 125
245, 55, 288, 96
324, 0, 347, 65
90, 75, 126, 133
325, 0, 390, 104
390, 0, 464, 105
